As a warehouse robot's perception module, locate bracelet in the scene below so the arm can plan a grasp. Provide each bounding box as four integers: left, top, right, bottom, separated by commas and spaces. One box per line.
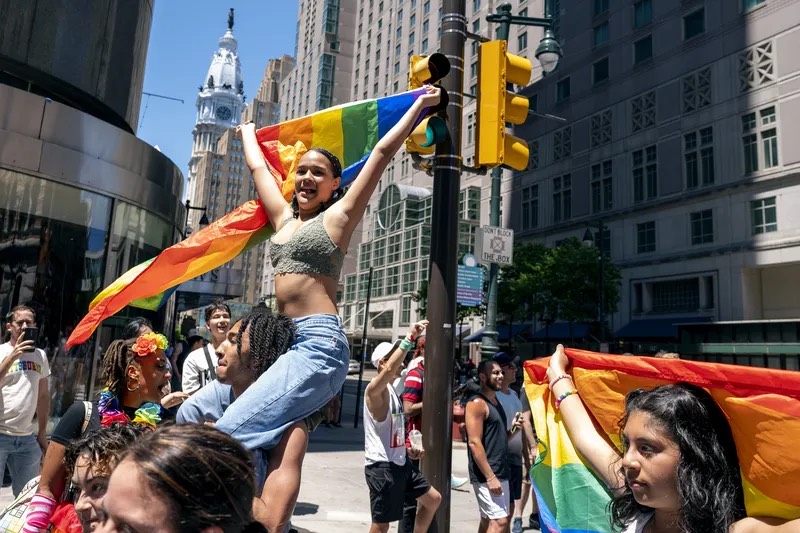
486, 474, 497, 482
399, 338, 415, 352
555, 390, 578, 409
549, 374, 572, 390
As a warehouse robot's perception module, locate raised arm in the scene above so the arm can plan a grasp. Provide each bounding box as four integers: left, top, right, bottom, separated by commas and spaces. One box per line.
238, 122, 293, 230
547, 345, 624, 490
365, 320, 428, 422
333, 86, 441, 235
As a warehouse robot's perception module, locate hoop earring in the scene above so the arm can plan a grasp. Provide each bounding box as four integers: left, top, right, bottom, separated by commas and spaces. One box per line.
126, 377, 140, 392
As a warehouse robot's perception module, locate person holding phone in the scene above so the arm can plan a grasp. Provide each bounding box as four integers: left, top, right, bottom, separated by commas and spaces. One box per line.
0, 304, 51, 496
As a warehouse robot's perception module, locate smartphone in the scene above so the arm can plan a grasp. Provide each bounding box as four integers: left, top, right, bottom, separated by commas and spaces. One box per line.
510, 412, 522, 433
21, 327, 39, 351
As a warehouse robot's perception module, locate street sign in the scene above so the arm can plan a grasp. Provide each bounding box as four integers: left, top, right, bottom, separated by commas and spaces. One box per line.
478, 225, 514, 265
457, 254, 484, 307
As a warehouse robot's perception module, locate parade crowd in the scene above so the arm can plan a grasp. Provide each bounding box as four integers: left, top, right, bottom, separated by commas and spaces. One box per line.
2, 84, 799, 532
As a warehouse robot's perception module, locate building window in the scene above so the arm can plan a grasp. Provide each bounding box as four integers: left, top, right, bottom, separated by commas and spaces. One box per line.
739, 41, 775, 92
421, 38, 428, 52
631, 90, 656, 131
652, 278, 700, 313
553, 174, 572, 223
401, 296, 412, 326
553, 126, 572, 161
743, 0, 767, 11
459, 186, 481, 221
742, 106, 779, 173
529, 139, 539, 169
591, 160, 613, 212
633, 145, 657, 202
556, 77, 570, 102
402, 261, 417, 292
518, 32, 528, 51
471, 40, 479, 57
751, 197, 777, 234
683, 8, 705, 40
521, 185, 539, 230
634, 0, 653, 28
593, 57, 609, 85
682, 67, 712, 113
386, 265, 400, 295
594, 22, 609, 47
690, 209, 714, 245
637, 221, 656, 253
594, 0, 609, 16
684, 127, 714, 188
634, 35, 653, 64
423, 0, 430, 14
590, 109, 612, 148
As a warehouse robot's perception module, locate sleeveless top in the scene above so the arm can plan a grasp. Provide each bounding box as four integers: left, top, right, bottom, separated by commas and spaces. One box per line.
364, 384, 407, 466
467, 393, 509, 484
269, 211, 345, 279
621, 513, 653, 533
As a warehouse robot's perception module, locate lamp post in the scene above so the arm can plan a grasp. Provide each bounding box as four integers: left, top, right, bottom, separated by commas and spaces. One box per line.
480, 1, 563, 361
184, 199, 210, 237
582, 221, 606, 345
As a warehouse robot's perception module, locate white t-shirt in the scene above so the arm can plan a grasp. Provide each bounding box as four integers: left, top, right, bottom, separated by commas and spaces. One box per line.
622, 513, 653, 533
0, 343, 51, 436
496, 388, 524, 462
181, 345, 217, 394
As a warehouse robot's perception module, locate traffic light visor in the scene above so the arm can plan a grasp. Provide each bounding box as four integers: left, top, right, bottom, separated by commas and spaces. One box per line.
409, 53, 451, 87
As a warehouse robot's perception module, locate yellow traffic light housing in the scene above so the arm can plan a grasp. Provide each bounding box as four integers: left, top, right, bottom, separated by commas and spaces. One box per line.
406, 54, 451, 156
476, 40, 532, 171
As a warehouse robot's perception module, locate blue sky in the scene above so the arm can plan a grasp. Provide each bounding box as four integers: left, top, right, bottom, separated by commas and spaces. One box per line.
137, 1, 298, 180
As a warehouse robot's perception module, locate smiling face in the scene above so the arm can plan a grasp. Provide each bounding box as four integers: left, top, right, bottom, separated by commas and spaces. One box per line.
206, 308, 231, 345
127, 352, 171, 403
621, 410, 681, 512
97, 458, 175, 533
294, 150, 341, 213
71, 454, 110, 532
479, 362, 504, 391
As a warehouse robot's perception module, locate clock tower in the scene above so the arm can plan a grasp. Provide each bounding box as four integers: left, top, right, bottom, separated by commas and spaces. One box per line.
186, 8, 246, 207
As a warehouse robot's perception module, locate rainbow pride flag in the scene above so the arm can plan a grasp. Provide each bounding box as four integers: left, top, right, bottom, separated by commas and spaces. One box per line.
523, 349, 800, 533
66, 89, 430, 348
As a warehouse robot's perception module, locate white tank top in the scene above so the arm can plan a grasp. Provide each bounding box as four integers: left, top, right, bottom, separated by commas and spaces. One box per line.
364, 384, 407, 466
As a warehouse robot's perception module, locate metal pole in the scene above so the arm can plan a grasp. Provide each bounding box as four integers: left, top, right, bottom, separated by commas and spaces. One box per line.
424, 1, 465, 530
353, 266, 373, 428
479, 3, 512, 363
598, 220, 606, 345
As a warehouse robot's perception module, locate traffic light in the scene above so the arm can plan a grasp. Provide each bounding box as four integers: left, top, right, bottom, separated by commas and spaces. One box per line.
476, 40, 532, 171
406, 54, 451, 156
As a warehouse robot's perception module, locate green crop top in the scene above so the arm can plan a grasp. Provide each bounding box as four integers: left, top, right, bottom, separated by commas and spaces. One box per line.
269, 211, 345, 279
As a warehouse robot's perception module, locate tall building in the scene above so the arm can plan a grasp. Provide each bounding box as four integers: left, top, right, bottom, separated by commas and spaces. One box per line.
513, 0, 800, 343
0, 1, 184, 412
243, 55, 295, 128
324, 0, 543, 343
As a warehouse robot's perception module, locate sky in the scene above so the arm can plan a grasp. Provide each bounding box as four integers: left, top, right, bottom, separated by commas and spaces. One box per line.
137, 0, 299, 180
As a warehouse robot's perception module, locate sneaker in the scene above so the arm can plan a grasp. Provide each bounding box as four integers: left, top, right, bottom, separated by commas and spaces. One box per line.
450, 475, 468, 489
511, 517, 523, 533
529, 513, 541, 529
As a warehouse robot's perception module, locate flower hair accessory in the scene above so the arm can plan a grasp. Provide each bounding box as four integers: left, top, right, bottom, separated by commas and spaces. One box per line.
132, 332, 168, 357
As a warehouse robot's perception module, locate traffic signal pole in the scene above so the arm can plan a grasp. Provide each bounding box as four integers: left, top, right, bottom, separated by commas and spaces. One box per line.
424, 0, 465, 530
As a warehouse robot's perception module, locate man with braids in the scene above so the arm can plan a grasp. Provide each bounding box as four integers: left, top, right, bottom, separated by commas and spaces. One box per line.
177, 306, 314, 533
25, 329, 172, 533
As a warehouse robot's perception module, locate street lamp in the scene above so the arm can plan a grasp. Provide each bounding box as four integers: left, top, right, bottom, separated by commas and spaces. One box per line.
535, 29, 562, 73
582, 222, 606, 346
184, 199, 209, 236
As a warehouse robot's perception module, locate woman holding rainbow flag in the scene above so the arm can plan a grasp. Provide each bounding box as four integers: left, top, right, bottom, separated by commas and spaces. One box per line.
547, 344, 799, 533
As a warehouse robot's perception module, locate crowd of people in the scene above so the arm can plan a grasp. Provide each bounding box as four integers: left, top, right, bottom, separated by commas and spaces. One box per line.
2, 79, 798, 532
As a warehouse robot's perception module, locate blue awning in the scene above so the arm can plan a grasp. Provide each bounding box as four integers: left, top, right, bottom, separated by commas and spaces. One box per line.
464, 323, 532, 343
616, 316, 713, 339
530, 322, 591, 340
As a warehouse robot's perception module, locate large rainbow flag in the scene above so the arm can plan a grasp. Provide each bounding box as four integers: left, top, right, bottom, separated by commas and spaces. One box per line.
67, 89, 430, 348
524, 349, 800, 533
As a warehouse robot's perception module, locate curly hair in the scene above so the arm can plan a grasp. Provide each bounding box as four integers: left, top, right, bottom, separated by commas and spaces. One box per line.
99, 339, 138, 397
64, 423, 150, 480
236, 306, 296, 378
123, 424, 265, 533
290, 146, 347, 218
609, 383, 745, 533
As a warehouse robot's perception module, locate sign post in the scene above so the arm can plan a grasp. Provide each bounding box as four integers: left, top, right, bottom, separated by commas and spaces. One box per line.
478, 225, 515, 265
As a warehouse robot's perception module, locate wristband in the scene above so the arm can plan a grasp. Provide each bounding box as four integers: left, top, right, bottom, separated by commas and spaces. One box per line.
23, 494, 57, 532
548, 374, 572, 390
555, 390, 578, 410
399, 338, 415, 352
486, 475, 497, 482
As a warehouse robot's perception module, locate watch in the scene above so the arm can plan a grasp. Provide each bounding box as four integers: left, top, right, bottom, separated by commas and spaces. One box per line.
215, 106, 232, 121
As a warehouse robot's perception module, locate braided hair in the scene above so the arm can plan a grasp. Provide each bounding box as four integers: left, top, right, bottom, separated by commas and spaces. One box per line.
100, 339, 137, 398
291, 147, 347, 218
236, 306, 296, 378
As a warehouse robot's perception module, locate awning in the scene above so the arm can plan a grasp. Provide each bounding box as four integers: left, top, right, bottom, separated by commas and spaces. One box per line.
456, 325, 471, 337
616, 316, 713, 339
530, 322, 591, 340
464, 323, 532, 343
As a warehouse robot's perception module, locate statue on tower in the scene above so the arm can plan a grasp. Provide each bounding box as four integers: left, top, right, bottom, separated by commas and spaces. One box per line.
228, 8, 234, 31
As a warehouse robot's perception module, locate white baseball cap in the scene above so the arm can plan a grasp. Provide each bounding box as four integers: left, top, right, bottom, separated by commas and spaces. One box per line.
370, 339, 403, 368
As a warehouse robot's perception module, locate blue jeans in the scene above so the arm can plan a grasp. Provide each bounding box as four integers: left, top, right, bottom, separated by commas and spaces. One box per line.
0, 434, 42, 496
216, 314, 349, 450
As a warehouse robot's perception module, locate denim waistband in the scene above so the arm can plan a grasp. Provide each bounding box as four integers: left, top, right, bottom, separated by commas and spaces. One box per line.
292, 313, 344, 328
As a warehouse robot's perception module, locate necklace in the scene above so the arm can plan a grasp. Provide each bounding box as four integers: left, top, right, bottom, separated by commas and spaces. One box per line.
97, 388, 161, 428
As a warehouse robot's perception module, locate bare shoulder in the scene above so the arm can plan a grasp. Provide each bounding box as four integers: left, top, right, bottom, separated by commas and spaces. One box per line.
731, 517, 796, 533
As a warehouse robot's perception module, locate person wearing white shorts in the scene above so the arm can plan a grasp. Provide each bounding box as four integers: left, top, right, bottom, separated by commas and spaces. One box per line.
472, 479, 511, 519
